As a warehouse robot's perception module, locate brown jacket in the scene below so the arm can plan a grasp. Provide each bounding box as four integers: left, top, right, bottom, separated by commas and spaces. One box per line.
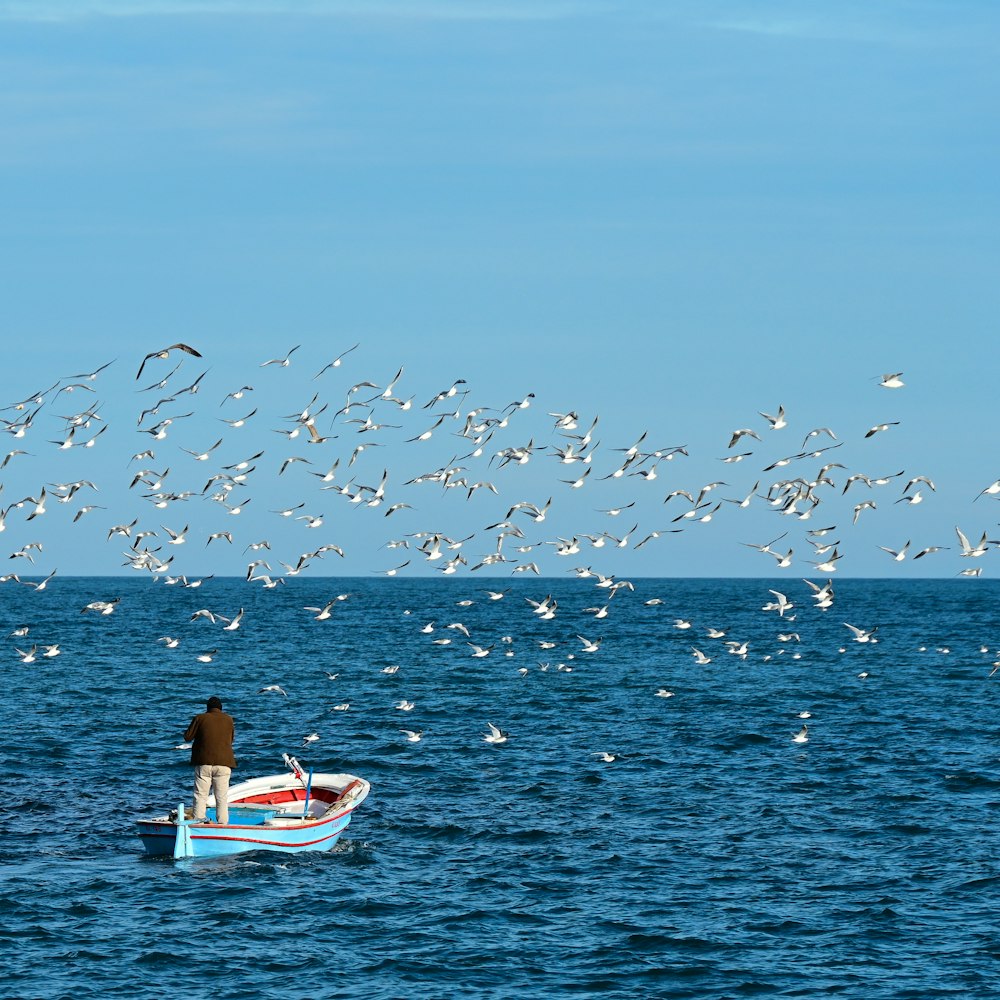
184, 708, 237, 768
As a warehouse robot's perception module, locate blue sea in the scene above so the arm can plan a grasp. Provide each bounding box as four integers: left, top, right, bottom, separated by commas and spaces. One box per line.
2, 576, 999, 999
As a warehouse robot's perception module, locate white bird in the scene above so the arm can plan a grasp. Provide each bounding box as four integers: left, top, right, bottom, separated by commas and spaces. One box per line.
865, 421, 899, 438
878, 372, 904, 388
162, 524, 189, 545
853, 501, 876, 525
592, 751, 617, 762
221, 385, 253, 404
792, 725, 809, 744
305, 601, 335, 621
260, 345, 300, 368
258, 685, 287, 696
400, 729, 423, 742
222, 609, 244, 632
313, 343, 359, 379
81, 598, 121, 615
483, 723, 508, 744
182, 438, 223, 461
844, 623, 878, 643
302, 732, 320, 745
759, 405, 787, 430
27, 567, 57, 592
762, 590, 793, 616
395, 700, 415, 711
955, 526, 992, 558
878, 540, 910, 561
655, 689, 675, 698
812, 548, 843, 574
135, 342, 202, 381
974, 480, 1000, 502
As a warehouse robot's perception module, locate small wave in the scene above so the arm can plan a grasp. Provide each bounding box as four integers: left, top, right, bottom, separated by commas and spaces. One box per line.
716, 733, 771, 749
942, 771, 1000, 791
884, 823, 932, 835
135, 951, 185, 967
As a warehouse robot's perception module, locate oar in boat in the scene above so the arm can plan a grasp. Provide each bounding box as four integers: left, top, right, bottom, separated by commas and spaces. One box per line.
301, 768, 314, 819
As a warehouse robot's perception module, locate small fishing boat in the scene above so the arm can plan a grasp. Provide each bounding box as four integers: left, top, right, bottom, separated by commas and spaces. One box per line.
137, 755, 370, 859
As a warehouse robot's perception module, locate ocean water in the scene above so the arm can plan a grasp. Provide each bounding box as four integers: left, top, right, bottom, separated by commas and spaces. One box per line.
2, 575, 999, 1000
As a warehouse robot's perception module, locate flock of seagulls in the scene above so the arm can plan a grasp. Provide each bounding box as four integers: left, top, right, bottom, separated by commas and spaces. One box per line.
2, 348, 999, 758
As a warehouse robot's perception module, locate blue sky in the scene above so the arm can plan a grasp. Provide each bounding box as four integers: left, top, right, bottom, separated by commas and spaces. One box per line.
0, 0, 997, 578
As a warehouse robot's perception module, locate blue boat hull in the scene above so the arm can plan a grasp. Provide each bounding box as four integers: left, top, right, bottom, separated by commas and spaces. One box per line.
137, 811, 355, 857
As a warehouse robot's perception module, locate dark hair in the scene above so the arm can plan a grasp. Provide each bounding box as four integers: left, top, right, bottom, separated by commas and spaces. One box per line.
207, 696, 223, 710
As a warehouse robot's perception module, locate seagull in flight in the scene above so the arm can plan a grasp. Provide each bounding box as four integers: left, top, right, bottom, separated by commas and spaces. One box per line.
865, 421, 899, 438
877, 372, 905, 388
728, 427, 762, 448
483, 723, 509, 744
81, 597, 121, 615
222, 609, 244, 632
974, 480, 1000, 502
260, 345, 300, 368
135, 343, 202, 381
305, 601, 336, 621
844, 622, 878, 643
258, 685, 288, 696
758, 405, 787, 430
955, 526, 993, 558
313, 343, 360, 379
792, 725, 809, 744
878, 540, 910, 561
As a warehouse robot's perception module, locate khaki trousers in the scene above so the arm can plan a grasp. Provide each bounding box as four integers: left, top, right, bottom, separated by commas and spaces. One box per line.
193, 764, 232, 825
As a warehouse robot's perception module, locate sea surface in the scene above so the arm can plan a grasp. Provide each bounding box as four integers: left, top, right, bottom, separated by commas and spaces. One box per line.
2, 576, 999, 1000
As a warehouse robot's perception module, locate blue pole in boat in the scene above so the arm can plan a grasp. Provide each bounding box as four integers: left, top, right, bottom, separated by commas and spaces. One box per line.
173, 802, 194, 860
302, 769, 314, 818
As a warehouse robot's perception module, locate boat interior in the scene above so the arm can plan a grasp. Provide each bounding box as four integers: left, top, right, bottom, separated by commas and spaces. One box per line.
202, 780, 363, 826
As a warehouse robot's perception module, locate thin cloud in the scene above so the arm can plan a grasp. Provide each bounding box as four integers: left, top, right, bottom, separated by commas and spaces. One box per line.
700, 1, 998, 49
0, 0, 611, 22
706, 15, 924, 45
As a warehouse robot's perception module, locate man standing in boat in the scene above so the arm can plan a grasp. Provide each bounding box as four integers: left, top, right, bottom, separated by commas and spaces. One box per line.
184, 695, 237, 825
